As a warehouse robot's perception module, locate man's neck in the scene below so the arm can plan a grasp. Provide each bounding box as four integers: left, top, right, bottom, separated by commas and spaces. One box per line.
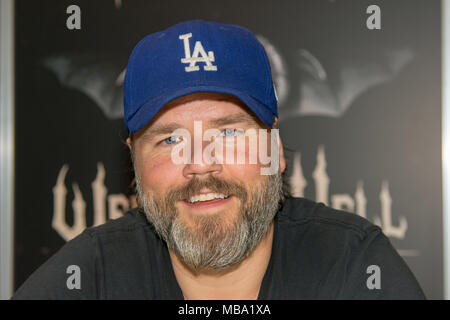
168, 221, 274, 300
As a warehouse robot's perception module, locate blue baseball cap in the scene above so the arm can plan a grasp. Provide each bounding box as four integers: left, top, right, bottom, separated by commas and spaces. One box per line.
124, 20, 278, 134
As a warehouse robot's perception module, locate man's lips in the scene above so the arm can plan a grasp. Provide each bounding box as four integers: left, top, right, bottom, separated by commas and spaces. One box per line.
181, 195, 233, 209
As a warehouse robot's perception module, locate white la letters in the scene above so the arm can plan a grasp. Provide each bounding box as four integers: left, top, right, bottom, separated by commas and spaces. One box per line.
179, 33, 218, 72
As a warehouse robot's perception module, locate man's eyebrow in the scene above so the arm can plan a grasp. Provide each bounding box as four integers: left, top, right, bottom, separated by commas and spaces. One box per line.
141, 123, 184, 139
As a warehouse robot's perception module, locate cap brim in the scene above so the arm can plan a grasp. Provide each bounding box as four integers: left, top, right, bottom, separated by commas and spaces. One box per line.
126, 86, 275, 134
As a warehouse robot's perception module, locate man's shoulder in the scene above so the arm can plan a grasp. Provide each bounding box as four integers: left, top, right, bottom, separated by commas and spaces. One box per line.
278, 197, 380, 239
83, 207, 154, 239
273, 197, 425, 300
12, 208, 162, 299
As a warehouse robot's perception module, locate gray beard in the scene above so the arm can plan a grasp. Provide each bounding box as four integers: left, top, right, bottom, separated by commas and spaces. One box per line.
135, 169, 284, 271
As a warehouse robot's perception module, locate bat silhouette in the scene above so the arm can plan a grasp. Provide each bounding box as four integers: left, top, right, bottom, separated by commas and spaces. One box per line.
42, 40, 414, 121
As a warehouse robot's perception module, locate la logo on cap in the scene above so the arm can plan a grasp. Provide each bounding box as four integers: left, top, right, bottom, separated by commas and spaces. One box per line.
179, 33, 218, 72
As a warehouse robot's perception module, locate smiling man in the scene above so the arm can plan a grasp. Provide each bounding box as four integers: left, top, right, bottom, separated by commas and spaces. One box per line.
128, 92, 285, 299
13, 20, 425, 300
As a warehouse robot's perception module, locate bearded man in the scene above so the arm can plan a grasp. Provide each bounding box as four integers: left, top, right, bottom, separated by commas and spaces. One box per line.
12, 20, 425, 300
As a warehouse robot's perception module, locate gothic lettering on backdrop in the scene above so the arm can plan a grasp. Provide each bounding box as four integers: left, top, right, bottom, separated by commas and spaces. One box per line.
289, 145, 408, 240
52, 144, 407, 242
52, 163, 130, 241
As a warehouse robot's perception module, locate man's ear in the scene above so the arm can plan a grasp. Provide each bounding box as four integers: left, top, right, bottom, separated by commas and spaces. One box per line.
278, 135, 286, 174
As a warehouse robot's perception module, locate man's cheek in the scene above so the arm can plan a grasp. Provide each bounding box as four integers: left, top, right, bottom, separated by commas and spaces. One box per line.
141, 157, 180, 186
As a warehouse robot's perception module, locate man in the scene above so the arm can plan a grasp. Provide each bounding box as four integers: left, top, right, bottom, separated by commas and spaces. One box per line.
13, 20, 425, 299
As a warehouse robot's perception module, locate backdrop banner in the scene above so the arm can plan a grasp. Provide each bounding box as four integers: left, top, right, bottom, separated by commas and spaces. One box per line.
14, 0, 442, 299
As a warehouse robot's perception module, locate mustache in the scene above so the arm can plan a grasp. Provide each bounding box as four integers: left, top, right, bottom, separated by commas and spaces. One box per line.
165, 175, 248, 203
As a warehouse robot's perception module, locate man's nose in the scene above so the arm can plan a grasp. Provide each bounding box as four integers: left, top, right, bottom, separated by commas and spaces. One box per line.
182, 139, 223, 178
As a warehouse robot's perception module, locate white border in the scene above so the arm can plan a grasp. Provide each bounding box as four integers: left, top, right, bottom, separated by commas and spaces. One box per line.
0, 0, 446, 302
0, 0, 15, 299
443, 0, 450, 301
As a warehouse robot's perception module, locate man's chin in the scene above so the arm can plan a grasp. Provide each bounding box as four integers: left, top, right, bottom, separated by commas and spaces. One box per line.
169, 213, 249, 270
175, 204, 240, 239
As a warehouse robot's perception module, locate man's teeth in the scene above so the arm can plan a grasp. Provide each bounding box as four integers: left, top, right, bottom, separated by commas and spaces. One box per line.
187, 193, 230, 203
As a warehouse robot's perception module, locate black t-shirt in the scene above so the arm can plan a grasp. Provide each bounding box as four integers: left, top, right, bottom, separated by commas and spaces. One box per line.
12, 197, 426, 299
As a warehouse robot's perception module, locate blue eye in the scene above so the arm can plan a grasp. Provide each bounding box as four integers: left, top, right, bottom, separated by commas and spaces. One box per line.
220, 129, 244, 137
162, 136, 181, 145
